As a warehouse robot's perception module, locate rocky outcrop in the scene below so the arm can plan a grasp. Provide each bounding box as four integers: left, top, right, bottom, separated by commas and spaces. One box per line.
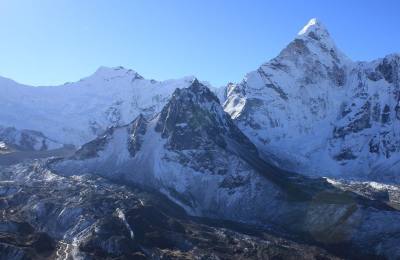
0, 125, 63, 152
127, 114, 148, 157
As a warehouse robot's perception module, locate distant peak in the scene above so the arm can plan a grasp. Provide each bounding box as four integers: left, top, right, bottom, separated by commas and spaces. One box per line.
169, 78, 220, 106
93, 66, 143, 79
190, 77, 201, 87
298, 18, 330, 39
188, 78, 213, 95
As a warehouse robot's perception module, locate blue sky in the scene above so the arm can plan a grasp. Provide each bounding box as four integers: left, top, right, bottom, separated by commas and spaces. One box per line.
0, 0, 399, 87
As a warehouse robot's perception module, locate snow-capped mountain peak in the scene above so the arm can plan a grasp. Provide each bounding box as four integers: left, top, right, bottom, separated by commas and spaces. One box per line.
292, 18, 349, 65
224, 18, 400, 183
298, 18, 328, 37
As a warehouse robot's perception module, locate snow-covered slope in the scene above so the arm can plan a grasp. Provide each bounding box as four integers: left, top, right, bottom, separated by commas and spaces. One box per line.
0, 125, 63, 151
51, 79, 285, 219
224, 18, 400, 183
50, 81, 400, 258
0, 67, 196, 146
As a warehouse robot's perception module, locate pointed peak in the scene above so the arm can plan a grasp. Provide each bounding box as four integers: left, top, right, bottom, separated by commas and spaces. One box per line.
168, 78, 220, 108
291, 18, 350, 63
298, 18, 329, 37
187, 77, 211, 94
298, 18, 327, 35
194, 82, 220, 103
191, 77, 200, 86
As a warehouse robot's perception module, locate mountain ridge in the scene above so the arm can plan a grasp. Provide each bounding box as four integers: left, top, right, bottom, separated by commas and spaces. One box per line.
0, 18, 399, 182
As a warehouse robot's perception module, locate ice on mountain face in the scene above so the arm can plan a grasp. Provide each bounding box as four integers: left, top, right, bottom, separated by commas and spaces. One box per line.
224, 19, 400, 183
0, 67, 197, 146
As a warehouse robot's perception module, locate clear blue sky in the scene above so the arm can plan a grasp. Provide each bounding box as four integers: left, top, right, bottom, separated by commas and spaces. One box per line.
0, 0, 399, 87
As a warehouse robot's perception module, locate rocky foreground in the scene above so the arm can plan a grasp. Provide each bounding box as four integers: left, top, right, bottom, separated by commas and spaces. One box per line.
1, 161, 340, 260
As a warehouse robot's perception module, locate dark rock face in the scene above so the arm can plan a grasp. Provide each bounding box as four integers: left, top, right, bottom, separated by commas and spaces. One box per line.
258, 68, 289, 100
334, 148, 357, 161
366, 69, 383, 81
0, 222, 55, 260
372, 101, 381, 122
332, 91, 400, 164
377, 56, 399, 84
155, 79, 225, 150
0, 126, 61, 152
334, 101, 372, 138
381, 104, 391, 124
152, 80, 263, 179
156, 79, 258, 155
127, 114, 147, 157
328, 64, 346, 87
369, 137, 380, 154
74, 128, 114, 159
78, 215, 142, 257
329, 56, 400, 168
105, 100, 124, 126
396, 103, 400, 120
280, 38, 311, 57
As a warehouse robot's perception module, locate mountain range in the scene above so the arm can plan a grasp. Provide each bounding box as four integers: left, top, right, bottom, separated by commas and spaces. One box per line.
1, 18, 400, 259
1, 19, 399, 183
